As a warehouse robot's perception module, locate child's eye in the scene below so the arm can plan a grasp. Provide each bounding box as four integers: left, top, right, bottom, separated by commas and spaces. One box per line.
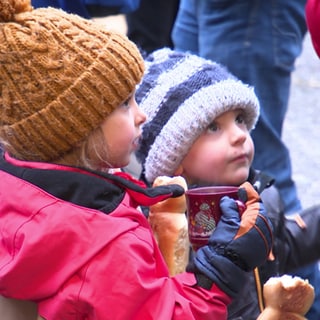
122, 96, 132, 108
236, 113, 246, 125
207, 122, 218, 132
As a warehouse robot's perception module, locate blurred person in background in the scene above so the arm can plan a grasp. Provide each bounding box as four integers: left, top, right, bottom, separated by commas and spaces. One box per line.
126, 0, 179, 54
31, 0, 140, 18
306, 0, 320, 57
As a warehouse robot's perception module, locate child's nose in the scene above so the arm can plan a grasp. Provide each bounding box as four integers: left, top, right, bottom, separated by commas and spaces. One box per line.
230, 125, 247, 144
135, 104, 147, 125
138, 109, 147, 125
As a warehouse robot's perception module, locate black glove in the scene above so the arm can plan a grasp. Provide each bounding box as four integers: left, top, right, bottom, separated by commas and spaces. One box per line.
189, 182, 274, 297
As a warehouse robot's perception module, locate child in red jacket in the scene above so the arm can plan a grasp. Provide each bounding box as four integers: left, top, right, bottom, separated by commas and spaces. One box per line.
0, 1, 273, 319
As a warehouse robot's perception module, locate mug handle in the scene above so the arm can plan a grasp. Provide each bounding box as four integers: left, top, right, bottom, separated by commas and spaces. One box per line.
235, 200, 246, 216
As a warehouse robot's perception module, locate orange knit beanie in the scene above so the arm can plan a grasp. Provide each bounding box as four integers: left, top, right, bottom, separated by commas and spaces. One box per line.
0, 0, 144, 161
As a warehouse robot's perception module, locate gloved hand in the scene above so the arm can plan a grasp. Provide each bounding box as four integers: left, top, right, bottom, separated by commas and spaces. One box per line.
189, 182, 274, 297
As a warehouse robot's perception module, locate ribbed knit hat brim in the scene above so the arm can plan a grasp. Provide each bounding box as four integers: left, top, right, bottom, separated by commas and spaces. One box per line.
0, 3, 144, 161
135, 48, 259, 183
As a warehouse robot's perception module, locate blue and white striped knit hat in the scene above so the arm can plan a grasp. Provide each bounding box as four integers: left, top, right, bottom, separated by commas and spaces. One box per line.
135, 48, 260, 184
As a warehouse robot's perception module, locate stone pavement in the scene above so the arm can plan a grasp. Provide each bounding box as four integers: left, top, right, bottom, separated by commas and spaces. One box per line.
284, 33, 320, 209
99, 15, 320, 209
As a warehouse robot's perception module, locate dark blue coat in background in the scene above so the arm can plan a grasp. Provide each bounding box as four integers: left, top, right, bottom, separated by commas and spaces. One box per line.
31, 0, 140, 18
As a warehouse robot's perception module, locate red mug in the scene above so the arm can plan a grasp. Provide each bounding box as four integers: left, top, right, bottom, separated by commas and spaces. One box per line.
185, 186, 245, 251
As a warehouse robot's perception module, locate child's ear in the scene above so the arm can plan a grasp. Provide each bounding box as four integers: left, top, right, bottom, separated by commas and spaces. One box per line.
174, 164, 184, 176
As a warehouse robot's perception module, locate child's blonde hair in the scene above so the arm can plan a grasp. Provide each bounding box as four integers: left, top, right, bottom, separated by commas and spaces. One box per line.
55, 127, 111, 171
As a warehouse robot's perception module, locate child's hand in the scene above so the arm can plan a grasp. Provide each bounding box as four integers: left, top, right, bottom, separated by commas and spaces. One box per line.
150, 176, 188, 213
189, 182, 274, 297
209, 181, 274, 271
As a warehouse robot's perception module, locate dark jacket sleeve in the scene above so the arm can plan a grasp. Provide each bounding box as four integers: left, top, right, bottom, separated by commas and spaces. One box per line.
258, 169, 320, 274
281, 205, 320, 272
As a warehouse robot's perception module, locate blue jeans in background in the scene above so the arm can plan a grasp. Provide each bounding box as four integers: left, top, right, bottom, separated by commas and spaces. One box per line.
172, 0, 320, 318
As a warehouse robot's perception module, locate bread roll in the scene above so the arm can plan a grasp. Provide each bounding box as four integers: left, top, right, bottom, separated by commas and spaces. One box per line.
257, 308, 306, 320
149, 176, 189, 276
257, 274, 315, 320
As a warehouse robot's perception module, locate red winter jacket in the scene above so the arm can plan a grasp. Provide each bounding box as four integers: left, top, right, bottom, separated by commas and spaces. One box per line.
306, 0, 320, 57
0, 153, 231, 320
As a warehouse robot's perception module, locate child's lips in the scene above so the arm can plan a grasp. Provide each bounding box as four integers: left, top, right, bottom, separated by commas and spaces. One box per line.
132, 136, 141, 150
231, 153, 250, 164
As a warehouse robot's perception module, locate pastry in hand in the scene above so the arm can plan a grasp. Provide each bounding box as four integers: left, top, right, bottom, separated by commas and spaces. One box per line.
149, 176, 189, 276
257, 274, 315, 320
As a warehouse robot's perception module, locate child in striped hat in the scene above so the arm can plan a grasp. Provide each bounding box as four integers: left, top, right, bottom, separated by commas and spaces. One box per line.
135, 48, 320, 320
136, 47, 259, 186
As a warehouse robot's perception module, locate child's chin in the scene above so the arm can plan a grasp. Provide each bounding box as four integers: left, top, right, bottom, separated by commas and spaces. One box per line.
232, 172, 250, 185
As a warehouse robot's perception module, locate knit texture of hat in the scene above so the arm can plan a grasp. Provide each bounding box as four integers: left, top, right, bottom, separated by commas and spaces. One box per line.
0, 0, 144, 161
135, 48, 260, 184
